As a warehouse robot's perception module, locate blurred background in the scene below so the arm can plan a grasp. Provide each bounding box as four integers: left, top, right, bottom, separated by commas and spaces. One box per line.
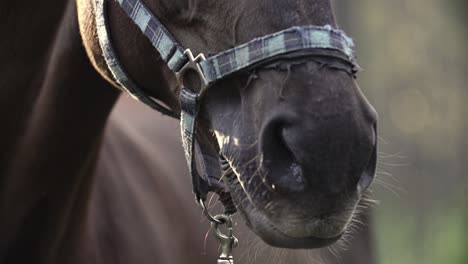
333, 1, 468, 263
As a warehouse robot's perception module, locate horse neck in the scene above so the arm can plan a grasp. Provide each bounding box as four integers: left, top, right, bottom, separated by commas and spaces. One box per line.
0, 1, 119, 262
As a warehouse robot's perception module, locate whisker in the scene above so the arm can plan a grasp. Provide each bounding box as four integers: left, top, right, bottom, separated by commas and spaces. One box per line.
378, 161, 409, 167
378, 151, 407, 159
218, 165, 234, 183
376, 167, 399, 182
373, 179, 404, 197
377, 135, 389, 144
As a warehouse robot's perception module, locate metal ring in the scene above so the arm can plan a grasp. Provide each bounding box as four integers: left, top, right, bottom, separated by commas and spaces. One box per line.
199, 198, 225, 224
211, 214, 238, 249
213, 214, 233, 229
175, 49, 209, 96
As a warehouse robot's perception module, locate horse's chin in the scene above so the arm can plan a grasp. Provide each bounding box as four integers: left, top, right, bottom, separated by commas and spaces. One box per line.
226, 173, 357, 249
240, 204, 345, 249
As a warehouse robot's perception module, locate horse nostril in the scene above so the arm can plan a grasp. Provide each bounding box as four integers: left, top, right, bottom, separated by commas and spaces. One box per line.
259, 116, 307, 194
260, 113, 377, 196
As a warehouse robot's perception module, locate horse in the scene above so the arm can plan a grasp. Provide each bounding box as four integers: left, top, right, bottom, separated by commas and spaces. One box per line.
0, 0, 377, 263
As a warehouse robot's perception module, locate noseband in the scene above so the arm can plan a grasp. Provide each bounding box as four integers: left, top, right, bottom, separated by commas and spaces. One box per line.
95, 0, 358, 260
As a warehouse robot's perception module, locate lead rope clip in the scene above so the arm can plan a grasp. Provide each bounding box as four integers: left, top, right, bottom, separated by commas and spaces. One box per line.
199, 199, 238, 263
211, 214, 238, 264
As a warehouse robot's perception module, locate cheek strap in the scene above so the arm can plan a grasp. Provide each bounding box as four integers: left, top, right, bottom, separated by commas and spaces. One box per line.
180, 88, 236, 214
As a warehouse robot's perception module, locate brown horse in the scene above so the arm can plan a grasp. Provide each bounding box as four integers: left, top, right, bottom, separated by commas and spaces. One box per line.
0, 0, 377, 263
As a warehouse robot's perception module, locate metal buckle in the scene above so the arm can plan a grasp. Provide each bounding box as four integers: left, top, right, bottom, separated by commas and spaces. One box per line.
176, 49, 208, 95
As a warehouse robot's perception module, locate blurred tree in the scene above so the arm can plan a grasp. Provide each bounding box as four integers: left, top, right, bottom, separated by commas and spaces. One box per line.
450, 3, 468, 264
332, 1, 468, 263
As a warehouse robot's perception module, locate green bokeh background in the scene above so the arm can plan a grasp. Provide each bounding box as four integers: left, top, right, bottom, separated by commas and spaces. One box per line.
333, 1, 468, 263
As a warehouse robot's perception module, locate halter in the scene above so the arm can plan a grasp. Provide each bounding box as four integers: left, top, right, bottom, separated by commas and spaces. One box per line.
95, 0, 358, 260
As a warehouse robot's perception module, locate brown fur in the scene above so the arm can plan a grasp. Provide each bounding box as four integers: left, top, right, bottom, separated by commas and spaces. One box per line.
0, 1, 118, 262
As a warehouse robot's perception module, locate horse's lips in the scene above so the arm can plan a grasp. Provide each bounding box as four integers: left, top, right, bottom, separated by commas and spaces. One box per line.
241, 202, 344, 249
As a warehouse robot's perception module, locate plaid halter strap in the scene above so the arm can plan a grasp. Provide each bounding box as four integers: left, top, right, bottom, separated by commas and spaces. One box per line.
94, 0, 358, 213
